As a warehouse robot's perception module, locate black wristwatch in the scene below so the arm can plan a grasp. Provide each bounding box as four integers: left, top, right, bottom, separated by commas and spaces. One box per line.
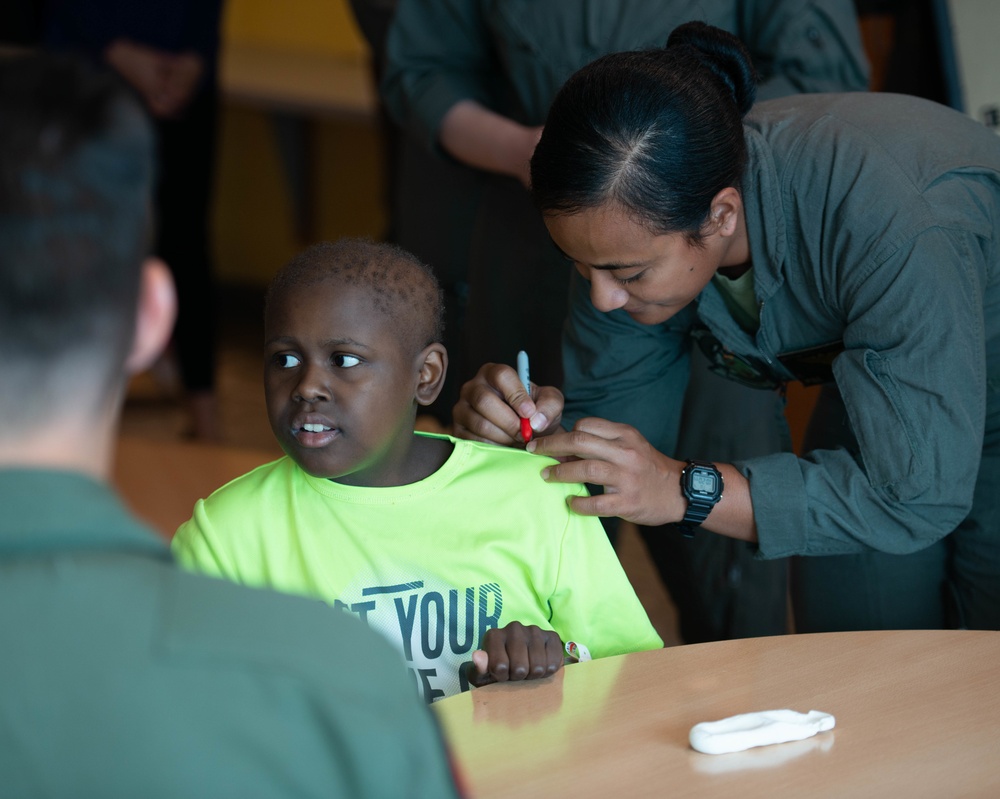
678, 460, 724, 538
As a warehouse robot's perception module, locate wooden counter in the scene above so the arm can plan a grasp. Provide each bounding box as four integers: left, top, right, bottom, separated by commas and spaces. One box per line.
435, 630, 1000, 797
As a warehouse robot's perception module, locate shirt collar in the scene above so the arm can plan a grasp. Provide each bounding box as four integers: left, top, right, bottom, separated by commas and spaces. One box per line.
0, 468, 170, 560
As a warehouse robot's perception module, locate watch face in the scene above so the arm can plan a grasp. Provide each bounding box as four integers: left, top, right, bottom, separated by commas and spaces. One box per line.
690, 470, 717, 496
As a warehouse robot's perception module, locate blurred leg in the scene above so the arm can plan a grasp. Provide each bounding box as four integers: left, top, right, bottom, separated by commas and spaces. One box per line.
155, 86, 220, 438
792, 383, 949, 632
641, 350, 790, 642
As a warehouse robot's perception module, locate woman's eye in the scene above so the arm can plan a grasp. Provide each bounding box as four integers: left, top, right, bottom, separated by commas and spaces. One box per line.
334, 354, 361, 368
614, 271, 643, 286
275, 353, 301, 368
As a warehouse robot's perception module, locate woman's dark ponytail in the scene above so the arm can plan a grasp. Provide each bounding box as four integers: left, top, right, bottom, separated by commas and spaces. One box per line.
667, 21, 757, 117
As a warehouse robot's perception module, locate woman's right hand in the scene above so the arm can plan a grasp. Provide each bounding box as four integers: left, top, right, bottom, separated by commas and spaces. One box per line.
452, 363, 565, 446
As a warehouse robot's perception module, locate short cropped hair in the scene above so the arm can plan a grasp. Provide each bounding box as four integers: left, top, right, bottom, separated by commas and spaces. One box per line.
0, 54, 154, 379
265, 238, 445, 353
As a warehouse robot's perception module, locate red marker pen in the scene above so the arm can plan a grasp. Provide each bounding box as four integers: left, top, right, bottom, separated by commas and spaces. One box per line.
517, 350, 532, 443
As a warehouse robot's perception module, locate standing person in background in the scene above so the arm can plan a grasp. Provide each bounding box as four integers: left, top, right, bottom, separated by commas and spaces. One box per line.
347, 0, 482, 427
44, 0, 226, 441
456, 22, 1000, 634
0, 53, 462, 797
382, 0, 869, 644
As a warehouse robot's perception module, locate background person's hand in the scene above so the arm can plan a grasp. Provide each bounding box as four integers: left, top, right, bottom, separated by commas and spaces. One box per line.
467, 622, 564, 687
453, 362, 564, 446
155, 51, 204, 118
528, 416, 685, 526
105, 40, 203, 119
105, 38, 171, 111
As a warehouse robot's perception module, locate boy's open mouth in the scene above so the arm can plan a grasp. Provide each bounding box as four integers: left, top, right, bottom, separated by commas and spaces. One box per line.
292, 421, 340, 447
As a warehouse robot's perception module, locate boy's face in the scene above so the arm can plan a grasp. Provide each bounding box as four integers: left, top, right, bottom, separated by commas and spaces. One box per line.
263, 277, 425, 486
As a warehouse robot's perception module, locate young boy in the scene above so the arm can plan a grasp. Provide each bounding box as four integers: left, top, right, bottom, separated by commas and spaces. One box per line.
172, 238, 662, 702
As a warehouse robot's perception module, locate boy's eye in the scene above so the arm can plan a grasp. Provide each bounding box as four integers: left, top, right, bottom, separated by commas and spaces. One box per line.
333, 354, 361, 368
275, 353, 301, 368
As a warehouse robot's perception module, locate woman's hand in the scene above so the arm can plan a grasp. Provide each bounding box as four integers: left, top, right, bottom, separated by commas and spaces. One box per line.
530, 417, 758, 541
528, 417, 686, 526
453, 362, 564, 446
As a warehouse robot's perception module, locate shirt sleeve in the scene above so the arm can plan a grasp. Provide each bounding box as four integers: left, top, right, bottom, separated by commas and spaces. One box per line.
748, 226, 987, 558
546, 488, 664, 658
381, 0, 497, 151
171, 502, 240, 580
299, 611, 465, 798
741, 0, 871, 99
561, 270, 692, 457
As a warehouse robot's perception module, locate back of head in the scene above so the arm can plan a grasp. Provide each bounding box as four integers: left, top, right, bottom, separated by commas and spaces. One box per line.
0, 54, 154, 423
531, 21, 757, 238
266, 238, 445, 353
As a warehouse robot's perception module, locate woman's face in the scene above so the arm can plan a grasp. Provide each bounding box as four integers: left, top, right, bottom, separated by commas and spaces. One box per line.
544, 197, 746, 326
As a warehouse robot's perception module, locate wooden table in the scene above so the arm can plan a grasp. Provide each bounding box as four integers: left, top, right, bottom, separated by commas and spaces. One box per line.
113, 435, 275, 538
434, 630, 1000, 798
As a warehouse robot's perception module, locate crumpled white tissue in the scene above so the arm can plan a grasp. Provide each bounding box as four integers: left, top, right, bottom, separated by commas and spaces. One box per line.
689, 709, 835, 755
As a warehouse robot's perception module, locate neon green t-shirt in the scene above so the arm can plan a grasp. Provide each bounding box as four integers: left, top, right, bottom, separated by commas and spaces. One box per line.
172, 435, 663, 702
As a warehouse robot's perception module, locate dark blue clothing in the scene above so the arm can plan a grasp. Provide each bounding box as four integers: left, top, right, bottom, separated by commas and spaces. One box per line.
43, 0, 225, 393
44, 0, 223, 79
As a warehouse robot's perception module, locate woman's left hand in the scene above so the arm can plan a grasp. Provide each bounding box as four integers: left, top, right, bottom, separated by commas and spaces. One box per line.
527, 417, 685, 526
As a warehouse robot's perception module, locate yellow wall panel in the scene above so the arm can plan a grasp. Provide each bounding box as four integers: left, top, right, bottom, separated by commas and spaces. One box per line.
312, 120, 387, 243
212, 0, 384, 287
212, 107, 301, 287
222, 0, 366, 57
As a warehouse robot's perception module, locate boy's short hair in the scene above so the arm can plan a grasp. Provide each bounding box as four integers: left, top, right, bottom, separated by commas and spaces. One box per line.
265, 238, 445, 352
0, 53, 154, 410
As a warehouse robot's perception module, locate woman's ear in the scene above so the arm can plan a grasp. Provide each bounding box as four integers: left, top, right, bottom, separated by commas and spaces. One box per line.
706, 186, 743, 238
415, 343, 448, 407
124, 257, 177, 376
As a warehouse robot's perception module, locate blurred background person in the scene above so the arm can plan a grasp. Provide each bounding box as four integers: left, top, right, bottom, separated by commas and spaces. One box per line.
44, 0, 227, 441
347, 0, 481, 427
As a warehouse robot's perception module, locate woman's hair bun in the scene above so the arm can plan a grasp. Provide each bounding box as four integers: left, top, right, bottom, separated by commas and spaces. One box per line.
666, 21, 757, 116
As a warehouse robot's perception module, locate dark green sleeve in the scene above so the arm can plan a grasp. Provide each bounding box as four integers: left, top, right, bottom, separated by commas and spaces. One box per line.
561, 270, 692, 457
740, 0, 871, 99
381, 0, 497, 151
749, 227, 987, 559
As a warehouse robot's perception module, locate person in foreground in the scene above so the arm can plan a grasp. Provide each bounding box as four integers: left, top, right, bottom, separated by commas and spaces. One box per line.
0, 55, 460, 797
171, 238, 662, 703
455, 21, 1000, 633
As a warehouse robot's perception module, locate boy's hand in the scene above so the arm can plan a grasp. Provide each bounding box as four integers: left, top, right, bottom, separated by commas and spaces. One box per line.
467, 622, 563, 687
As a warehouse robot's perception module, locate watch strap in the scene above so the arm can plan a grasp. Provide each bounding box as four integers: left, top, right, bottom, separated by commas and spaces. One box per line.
678, 501, 712, 539
681, 500, 715, 526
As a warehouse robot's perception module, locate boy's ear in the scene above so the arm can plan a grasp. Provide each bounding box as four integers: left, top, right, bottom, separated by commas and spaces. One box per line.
415, 343, 448, 407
